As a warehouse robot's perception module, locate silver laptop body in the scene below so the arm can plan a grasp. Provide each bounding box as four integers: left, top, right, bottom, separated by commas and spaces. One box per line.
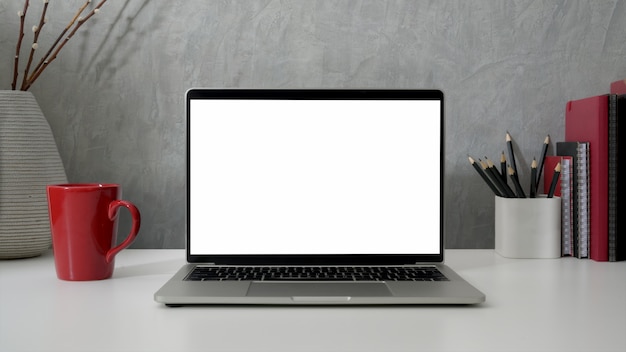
154, 89, 485, 306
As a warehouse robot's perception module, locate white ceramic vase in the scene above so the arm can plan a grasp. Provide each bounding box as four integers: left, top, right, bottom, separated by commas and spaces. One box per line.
0, 90, 68, 259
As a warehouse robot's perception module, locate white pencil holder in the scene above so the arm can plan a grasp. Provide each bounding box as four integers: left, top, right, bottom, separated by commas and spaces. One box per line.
494, 195, 561, 259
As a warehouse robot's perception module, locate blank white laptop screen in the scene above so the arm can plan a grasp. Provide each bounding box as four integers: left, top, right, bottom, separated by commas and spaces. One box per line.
189, 98, 441, 256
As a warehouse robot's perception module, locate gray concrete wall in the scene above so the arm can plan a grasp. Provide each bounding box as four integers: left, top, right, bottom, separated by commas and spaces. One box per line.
1, 1, 624, 248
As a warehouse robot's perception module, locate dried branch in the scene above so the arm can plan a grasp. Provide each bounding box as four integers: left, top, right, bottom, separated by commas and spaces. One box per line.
25, 0, 109, 91
20, 0, 49, 91
11, 0, 29, 90
28, 0, 92, 84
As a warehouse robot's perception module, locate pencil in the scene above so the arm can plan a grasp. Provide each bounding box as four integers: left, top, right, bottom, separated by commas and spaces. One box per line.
547, 162, 561, 198
468, 155, 502, 196
536, 135, 550, 189
500, 151, 507, 184
508, 166, 527, 198
485, 155, 504, 181
506, 131, 518, 175
485, 158, 516, 198
480, 160, 508, 197
530, 158, 537, 198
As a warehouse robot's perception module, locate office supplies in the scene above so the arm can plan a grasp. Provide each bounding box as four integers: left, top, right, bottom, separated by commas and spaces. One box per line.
608, 94, 617, 261
543, 156, 573, 256
500, 151, 507, 184
480, 157, 515, 198
506, 131, 518, 175
560, 157, 573, 256
547, 163, 561, 198
565, 95, 608, 261
494, 196, 561, 259
470, 133, 551, 200
480, 159, 504, 196
577, 143, 590, 258
507, 166, 526, 198
530, 158, 537, 198
609, 94, 626, 261
536, 135, 550, 188
154, 89, 485, 305
543, 156, 564, 197
555, 142, 588, 258
563, 93, 625, 261
485, 158, 515, 198
469, 155, 501, 196
611, 79, 626, 94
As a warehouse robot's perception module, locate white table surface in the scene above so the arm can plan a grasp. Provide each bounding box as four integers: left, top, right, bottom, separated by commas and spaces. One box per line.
1, 249, 625, 352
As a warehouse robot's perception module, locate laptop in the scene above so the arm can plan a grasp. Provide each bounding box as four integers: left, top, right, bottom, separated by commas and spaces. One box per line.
154, 88, 485, 306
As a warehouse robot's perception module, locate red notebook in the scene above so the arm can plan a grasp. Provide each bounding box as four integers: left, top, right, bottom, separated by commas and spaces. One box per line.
611, 79, 626, 94
565, 95, 609, 261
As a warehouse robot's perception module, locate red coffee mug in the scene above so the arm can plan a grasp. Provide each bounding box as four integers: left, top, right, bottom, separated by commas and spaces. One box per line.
47, 184, 141, 281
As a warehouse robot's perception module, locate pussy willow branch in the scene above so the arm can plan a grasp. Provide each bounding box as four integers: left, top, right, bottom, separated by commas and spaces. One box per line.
25, 0, 108, 91
28, 0, 92, 85
20, 0, 49, 91
12, 0, 110, 91
11, 0, 29, 90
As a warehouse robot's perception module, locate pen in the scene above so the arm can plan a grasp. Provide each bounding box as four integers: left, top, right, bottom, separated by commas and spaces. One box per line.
506, 131, 518, 175
508, 166, 526, 198
530, 158, 537, 198
468, 155, 502, 196
536, 135, 550, 189
547, 162, 561, 198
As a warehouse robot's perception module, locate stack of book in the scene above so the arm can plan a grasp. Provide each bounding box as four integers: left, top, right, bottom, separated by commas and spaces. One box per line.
545, 79, 626, 261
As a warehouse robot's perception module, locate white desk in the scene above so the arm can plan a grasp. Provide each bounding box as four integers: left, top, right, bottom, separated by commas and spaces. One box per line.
1, 249, 625, 352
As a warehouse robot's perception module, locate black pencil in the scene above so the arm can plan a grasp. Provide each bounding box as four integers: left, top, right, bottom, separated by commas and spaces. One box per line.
536, 135, 550, 189
506, 131, 518, 175
485, 158, 516, 198
530, 158, 537, 198
508, 166, 527, 198
480, 159, 508, 197
500, 151, 507, 184
468, 155, 502, 196
547, 162, 561, 198
484, 155, 504, 181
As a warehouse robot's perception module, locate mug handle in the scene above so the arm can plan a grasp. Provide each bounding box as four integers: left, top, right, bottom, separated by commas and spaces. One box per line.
105, 200, 141, 263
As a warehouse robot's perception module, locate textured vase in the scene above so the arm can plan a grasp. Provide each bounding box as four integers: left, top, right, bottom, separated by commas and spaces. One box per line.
0, 91, 68, 259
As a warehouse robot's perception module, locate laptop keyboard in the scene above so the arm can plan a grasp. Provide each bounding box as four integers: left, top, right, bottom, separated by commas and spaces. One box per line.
185, 266, 449, 282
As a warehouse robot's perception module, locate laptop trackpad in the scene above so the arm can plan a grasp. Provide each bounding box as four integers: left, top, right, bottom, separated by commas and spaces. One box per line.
247, 282, 392, 297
